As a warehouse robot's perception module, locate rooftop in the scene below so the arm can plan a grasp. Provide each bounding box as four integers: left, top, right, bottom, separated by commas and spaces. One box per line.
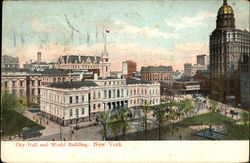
141, 66, 173, 72
126, 78, 152, 85
48, 80, 98, 89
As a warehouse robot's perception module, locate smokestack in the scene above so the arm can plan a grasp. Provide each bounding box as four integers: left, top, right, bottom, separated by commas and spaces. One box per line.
37, 52, 41, 63
94, 73, 98, 80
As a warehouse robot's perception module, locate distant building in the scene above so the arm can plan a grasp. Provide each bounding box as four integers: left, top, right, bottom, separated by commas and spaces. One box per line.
1, 69, 28, 103
184, 63, 192, 78
192, 70, 210, 96
141, 66, 173, 84
184, 63, 207, 78
40, 78, 160, 125
122, 60, 137, 78
1, 68, 76, 104
55, 51, 110, 79
133, 71, 141, 79
196, 55, 206, 66
110, 71, 122, 79
23, 52, 50, 71
171, 70, 183, 80
1, 55, 20, 69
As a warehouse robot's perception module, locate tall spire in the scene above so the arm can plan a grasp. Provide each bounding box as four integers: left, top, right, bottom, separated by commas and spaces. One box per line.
223, 0, 227, 5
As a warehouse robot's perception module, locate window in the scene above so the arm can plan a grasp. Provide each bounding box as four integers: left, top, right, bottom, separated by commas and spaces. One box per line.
93, 92, 96, 99
12, 81, 16, 88
98, 92, 101, 99
82, 108, 85, 115
76, 96, 78, 103
70, 96, 73, 104
93, 104, 96, 110
31, 80, 34, 87
104, 90, 107, 99
38, 80, 41, 86
4, 81, 8, 87
31, 88, 35, 95
98, 103, 101, 108
20, 81, 23, 87
70, 109, 73, 117
117, 89, 120, 98
109, 90, 111, 98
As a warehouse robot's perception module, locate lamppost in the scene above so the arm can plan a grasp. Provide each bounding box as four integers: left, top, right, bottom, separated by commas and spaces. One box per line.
60, 117, 64, 141
96, 116, 107, 141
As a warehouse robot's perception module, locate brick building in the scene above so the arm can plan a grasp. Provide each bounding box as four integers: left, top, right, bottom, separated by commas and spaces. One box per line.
122, 60, 137, 78
141, 66, 173, 84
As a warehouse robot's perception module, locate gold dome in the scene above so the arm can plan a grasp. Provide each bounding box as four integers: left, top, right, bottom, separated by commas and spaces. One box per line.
218, 4, 234, 15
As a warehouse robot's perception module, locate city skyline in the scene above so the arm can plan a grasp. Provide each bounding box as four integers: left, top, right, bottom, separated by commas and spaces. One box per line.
2, 0, 249, 71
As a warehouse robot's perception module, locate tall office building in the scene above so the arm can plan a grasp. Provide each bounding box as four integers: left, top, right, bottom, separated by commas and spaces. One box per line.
209, 0, 250, 106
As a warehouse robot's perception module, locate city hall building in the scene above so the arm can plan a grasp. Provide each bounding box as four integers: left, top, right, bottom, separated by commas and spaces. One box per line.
40, 78, 160, 125
209, 0, 250, 107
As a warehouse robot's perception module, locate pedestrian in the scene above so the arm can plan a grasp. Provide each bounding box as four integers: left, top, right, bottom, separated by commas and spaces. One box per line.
63, 138, 66, 141
180, 134, 182, 139
47, 121, 49, 125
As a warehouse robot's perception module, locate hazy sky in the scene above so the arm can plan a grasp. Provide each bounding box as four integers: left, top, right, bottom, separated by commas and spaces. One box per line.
2, 0, 249, 70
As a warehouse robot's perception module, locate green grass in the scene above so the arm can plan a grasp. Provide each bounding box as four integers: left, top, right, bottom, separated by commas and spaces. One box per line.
2, 109, 45, 137
225, 124, 249, 140
180, 112, 234, 126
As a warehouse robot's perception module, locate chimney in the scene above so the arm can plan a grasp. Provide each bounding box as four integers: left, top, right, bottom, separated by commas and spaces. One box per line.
94, 73, 98, 80
37, 52, 41, 63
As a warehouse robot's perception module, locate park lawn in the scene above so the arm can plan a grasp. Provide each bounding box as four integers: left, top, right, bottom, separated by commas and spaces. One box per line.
225, 124, 249, 140
180, 112, 234, 126
2, 109, 45, 137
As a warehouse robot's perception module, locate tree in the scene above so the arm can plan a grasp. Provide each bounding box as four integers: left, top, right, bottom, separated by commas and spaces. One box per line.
108, 107, 130, 140
1, 88, 22, 111
240, 111, 249, 125
109, 112, 123, 140
1, 88, 26, 136
183, 98, 195, 117
116, 107, 129, 140
141, 102, 151, 140
152, 104, 176, 140
98, 111, 111, 140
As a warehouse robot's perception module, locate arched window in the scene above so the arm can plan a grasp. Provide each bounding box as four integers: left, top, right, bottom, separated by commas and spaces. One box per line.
109, 90, 111, 98
117, 89, 120, 98
104, 90, 107, 99
113, 89, 116, 98
53, 78, 57, 83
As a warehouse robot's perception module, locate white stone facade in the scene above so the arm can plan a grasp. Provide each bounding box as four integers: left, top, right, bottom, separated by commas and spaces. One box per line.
40, 78, 160, 125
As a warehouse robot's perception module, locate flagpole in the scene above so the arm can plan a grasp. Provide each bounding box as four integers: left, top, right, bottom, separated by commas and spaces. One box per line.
104, 30, 107, 52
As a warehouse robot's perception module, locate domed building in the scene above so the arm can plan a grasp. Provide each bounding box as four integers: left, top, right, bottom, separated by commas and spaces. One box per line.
209, 0, 250, 108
